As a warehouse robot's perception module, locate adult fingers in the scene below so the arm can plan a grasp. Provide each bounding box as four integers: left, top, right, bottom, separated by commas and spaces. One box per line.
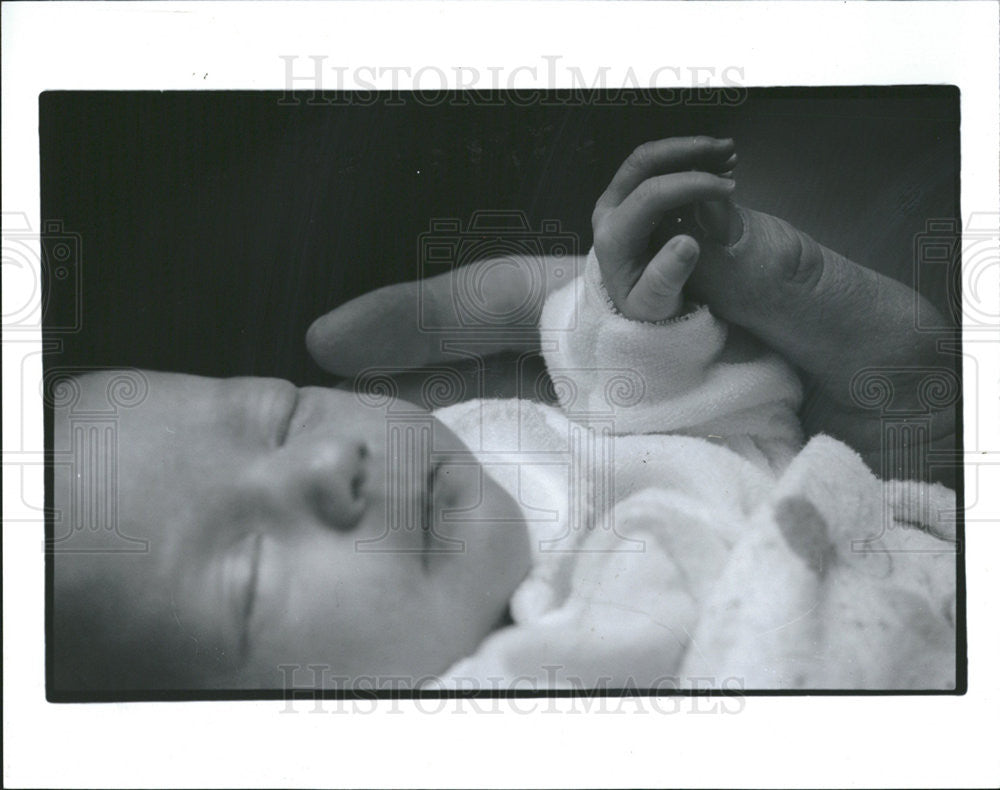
688, 211, 956, 485
695, 197, 743, 245
689, 209, 955, 419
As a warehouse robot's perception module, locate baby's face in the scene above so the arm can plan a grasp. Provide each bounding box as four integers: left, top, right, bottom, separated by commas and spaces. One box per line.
52, 371, 530, 690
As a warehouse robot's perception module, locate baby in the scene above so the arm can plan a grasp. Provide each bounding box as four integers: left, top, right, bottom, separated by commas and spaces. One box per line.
50, 137, 957, 693
50, 372, 531, 691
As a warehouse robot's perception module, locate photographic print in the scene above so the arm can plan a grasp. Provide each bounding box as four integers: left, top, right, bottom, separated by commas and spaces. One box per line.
41, 87, 963, 697
5, 3, 998, 788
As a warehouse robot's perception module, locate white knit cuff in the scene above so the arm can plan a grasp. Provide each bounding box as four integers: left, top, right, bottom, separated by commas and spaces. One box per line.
539, 247, 802, 439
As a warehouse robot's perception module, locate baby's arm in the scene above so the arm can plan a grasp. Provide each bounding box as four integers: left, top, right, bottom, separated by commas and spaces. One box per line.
306, 253, 575, 378
303, 136, 734, 378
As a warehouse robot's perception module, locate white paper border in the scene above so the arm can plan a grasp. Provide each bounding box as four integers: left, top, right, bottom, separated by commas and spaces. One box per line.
3, 2, 998, 788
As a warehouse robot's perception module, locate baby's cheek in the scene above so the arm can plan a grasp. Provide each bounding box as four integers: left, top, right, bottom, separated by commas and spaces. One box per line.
480, 487, 532, 592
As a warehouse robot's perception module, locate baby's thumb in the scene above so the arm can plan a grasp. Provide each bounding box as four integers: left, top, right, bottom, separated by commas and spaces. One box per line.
623, 235, 700, 323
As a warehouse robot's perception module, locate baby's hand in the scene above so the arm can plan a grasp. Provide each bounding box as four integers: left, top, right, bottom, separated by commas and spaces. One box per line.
592, 137, 737, 322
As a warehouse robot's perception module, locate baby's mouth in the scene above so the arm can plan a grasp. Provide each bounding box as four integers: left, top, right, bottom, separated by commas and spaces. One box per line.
420, 468, 466, 566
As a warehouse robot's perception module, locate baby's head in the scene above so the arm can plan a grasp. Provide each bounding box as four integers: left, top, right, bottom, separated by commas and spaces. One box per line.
51, 370, 530, 691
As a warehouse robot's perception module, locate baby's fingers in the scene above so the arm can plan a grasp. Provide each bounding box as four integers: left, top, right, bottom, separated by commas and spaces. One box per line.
598, 171, 735, 260
623, 235, 700, 323
595, 137, 735, 218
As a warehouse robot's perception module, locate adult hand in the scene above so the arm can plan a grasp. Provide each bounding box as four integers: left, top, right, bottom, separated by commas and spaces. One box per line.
610, 137, 957, 486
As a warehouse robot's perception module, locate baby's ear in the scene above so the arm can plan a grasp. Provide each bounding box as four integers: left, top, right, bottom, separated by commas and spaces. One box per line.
774, 495, 836, 577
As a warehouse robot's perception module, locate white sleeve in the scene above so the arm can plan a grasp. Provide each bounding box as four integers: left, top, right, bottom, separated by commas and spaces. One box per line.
539, 247, 803, 447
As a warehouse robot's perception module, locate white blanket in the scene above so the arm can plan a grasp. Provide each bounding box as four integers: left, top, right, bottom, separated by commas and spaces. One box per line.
430, 249, 957, 690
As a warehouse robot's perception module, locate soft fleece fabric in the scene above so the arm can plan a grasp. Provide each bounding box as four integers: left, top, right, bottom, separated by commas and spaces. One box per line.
430, 249, 957, 690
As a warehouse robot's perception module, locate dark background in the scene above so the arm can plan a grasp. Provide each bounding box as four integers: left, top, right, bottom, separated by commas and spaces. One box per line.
40, 88, 960, 388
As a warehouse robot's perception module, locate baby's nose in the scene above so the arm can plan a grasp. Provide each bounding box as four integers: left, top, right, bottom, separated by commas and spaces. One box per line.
292, 440, 370, 532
